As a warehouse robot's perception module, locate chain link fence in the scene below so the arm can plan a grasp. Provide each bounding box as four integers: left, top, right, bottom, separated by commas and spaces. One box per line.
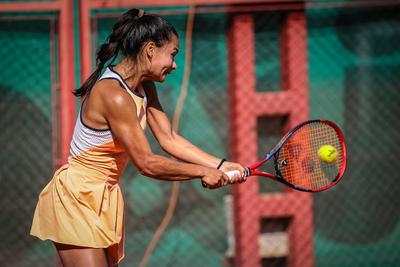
1, 2, 400, 267
0, 16, 59, 266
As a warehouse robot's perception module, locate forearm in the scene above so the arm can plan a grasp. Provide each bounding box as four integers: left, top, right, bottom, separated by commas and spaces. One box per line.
134, 153, 209, 181
160, 133, 222, 168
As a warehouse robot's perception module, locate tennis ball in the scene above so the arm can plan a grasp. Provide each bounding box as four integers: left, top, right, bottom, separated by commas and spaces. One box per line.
318, 145, 338, 164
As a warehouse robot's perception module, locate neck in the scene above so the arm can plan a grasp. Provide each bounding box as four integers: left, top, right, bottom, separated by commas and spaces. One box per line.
114, 59, 143, 90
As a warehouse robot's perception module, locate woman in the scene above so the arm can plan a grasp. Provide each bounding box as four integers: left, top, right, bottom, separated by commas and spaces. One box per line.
30, 8, 245, 267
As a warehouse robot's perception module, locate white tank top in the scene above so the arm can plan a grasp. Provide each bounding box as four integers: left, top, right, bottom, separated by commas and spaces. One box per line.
69, 66, 147, 158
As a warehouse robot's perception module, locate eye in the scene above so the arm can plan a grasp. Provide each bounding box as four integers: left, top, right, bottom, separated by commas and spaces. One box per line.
171, 48, 179, 58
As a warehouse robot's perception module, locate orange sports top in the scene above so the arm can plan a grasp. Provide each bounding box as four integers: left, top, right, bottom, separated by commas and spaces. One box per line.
30, 66, 147, 266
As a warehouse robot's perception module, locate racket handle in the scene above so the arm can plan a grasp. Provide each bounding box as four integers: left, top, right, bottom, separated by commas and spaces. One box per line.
225, 170, 241, 181
201, 170, 242, 188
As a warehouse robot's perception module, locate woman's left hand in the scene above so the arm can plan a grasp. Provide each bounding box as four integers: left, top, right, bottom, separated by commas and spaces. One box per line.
219, 161, 247, 184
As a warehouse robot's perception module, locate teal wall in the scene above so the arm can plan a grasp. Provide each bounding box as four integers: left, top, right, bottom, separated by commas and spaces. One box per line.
0, 3, 399, 267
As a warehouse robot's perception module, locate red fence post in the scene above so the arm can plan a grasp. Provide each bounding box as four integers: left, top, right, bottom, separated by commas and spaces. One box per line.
59, 0, 76, 163
228, 14, 261, 267
79, 0, 92, 84
0, 0, 76, 165
228, 11, 314, 267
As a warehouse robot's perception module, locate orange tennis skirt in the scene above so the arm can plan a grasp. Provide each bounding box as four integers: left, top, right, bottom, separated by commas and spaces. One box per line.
31, 158, 126, 266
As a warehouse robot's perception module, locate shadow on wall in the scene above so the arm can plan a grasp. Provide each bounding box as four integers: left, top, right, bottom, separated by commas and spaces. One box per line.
314, 7, 400, 245
0, 85, 52, 265
335, 9, 400, 57
315, 63, 400, 244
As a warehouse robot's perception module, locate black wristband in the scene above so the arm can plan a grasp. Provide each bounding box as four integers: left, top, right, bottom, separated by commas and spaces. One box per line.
217, 158, 226, 169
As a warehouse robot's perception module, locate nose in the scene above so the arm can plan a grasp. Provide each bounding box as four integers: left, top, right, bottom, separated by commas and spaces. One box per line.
172, 61, 177, 70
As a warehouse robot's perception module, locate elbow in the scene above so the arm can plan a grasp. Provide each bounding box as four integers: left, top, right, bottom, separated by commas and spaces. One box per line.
159, 131, 179, 153
135, 154, 159, 178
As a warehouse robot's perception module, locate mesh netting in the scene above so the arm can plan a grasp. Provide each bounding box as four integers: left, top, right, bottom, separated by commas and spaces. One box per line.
0, 17, 58, 266
0, 2, 400, 267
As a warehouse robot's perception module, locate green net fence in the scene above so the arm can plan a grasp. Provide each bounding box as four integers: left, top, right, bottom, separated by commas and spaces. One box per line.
0, 2, 400, 267
0, 16, 58, 266
308, 7, 400, 267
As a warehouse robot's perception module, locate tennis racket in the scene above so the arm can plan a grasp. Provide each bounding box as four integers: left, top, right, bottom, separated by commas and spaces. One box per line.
223, 119, 346, 192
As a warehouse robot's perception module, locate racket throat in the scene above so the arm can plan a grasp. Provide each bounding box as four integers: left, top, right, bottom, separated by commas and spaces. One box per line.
274, 154, 286, 181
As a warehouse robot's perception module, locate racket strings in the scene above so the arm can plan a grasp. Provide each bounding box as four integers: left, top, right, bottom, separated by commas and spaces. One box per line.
278, 122, 344, 190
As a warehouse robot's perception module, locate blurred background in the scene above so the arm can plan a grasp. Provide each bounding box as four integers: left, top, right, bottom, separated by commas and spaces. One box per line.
0, 0, 399, 266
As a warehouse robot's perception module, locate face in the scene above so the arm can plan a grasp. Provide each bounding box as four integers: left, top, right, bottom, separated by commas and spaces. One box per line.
146, 34, 179, 82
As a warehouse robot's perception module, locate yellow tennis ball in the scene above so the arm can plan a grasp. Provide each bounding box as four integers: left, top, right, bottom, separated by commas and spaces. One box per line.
318, 145, 338, 164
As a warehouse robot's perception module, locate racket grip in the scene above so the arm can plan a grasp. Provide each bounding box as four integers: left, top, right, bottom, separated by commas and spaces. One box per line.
201, 170, 242, 188
225, 170, 241, 181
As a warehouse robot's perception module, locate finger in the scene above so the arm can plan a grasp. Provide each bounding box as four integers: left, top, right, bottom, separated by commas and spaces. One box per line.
225, 170, 240, 183
202, 180, 218, 189
221, 178, 229, 186
201, 180, 209, 188
239, 169, 246, 180
223, 172, 230, 181
235, 171, 244, 183
227, 173, 234, 184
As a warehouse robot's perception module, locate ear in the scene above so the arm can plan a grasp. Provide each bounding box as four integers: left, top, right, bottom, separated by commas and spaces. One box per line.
144, 41, 156, 60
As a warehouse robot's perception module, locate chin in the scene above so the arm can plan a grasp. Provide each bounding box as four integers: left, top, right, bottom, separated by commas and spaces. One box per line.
158, 75, 167, 83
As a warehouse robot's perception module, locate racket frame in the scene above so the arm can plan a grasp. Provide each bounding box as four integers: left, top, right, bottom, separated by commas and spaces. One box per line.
245, 119, 347, 192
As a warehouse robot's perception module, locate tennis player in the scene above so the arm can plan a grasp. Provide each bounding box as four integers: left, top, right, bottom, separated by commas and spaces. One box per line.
30, 8, 245, 267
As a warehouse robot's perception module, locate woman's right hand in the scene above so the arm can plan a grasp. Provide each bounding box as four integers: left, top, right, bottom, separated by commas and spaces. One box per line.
201, 168, 230, 189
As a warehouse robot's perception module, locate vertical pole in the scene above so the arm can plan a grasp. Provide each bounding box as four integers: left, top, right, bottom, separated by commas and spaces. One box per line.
228, 14, 261, 267
281, 12, 314, 267
79, 0, 92, 83
280, 12, 309, 126
59, 0, 76, 162
228, 10, 314, 267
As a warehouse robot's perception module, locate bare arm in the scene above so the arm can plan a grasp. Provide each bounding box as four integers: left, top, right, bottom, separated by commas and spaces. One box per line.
144, 81, 245, 179
100, 82, 229, 188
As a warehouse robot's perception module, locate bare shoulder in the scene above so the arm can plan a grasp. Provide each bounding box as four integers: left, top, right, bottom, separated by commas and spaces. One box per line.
93, 79, 136, 111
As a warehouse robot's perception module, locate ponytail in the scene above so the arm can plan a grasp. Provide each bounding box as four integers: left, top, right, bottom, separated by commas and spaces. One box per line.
74, 41, 119, 97
74, 8, 177, 97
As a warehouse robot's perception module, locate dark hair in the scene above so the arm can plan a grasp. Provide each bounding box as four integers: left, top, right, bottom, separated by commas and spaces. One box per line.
74, 8, 178, 97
